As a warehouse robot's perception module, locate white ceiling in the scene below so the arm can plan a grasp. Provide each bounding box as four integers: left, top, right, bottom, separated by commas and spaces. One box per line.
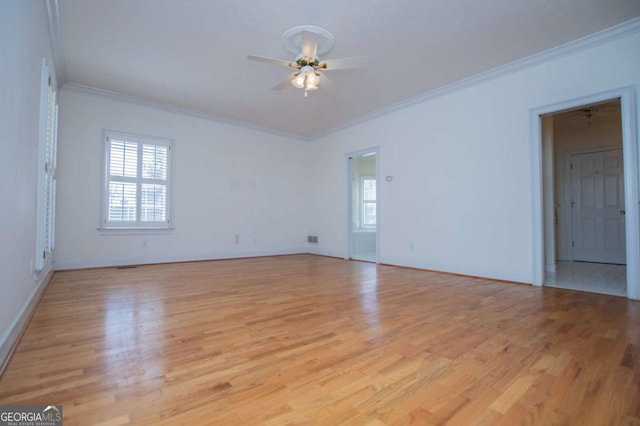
57, 0, 640, 138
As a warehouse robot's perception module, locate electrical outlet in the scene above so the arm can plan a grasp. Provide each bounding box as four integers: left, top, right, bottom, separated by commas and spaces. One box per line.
142, 240, 147, 248
235, 234, 240, 244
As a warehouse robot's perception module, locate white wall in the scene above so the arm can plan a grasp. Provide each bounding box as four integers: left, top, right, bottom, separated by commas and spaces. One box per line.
553, 108, 623, 260
0, 2, 57, 362
307, 31, 640, 284
55, 89, 309, 269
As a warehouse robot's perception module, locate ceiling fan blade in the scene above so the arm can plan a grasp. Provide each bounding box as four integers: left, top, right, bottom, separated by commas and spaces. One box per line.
247, 55, 296, 68
318, 73, 336, 101
301, 30, 319, 60
319, 56, 367, 71
272, 73, 296, 91
317, 71, 331, 88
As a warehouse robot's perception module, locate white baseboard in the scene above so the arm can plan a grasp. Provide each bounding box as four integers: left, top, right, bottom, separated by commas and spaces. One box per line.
0, 267, 53, 376
307, 247, 346, 259
381, 255, 532, 285
55, 248, 309, 270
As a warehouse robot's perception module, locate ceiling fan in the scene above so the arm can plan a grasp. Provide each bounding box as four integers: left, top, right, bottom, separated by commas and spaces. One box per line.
248, 25, 366, 97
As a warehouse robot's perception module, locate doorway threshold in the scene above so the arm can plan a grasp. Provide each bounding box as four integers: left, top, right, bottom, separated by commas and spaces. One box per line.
545, 261, 626, 297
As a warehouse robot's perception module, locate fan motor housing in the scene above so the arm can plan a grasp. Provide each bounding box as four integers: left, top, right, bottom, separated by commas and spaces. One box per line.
296, 58, 320, 68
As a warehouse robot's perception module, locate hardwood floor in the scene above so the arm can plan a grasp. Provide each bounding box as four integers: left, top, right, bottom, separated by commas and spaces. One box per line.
0, 255, 638, 425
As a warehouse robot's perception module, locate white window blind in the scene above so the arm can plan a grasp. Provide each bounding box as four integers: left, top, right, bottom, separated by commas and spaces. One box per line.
103, 131, 172, 229
44, 89, 57, 251
35, 59, 58, 271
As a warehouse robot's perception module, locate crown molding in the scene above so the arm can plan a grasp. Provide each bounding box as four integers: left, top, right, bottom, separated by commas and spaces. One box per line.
310, 16, 640, 141
54, 14, 640, 141
61, 83, 306, 141
45, 0, 66, 88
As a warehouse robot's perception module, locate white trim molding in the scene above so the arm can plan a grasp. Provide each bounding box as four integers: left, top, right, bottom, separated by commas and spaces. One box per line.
0, 268, 53, 376
45, 0, 66, 88
54, 17, 640, 142
529, 86, 639, 300
312, 17, 640, 141
54, 248, 309, 271
62, 83, 304, 141
97, 227, 175, 236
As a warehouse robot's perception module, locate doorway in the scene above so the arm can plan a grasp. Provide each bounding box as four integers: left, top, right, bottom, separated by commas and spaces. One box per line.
537, 96, 636, 297
348, 150, 378, 262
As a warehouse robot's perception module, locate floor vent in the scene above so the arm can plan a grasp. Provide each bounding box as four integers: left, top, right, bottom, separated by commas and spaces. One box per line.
116, 265, 138, 269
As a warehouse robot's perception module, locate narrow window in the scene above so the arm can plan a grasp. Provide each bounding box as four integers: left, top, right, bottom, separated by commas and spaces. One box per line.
362, 177, 376, 227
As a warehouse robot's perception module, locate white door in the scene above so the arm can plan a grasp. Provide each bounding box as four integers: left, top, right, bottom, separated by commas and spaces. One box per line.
570, 149, 626, 264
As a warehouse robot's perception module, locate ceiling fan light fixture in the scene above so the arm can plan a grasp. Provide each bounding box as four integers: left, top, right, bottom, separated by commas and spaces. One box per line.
306, 72, 319, 88
291, 70, 320, 91
248, 25, 364, 97
292, 73, 306, 88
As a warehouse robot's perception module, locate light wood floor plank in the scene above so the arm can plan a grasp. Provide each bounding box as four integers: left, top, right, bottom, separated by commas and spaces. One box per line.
1, 255, 639, 424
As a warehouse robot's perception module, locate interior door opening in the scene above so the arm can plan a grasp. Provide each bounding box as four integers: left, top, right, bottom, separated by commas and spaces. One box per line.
541, 99, 628, 296
348, 151, 377, 262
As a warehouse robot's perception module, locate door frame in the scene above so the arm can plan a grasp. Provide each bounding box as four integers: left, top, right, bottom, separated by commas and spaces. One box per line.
565, 148, 625, 263
530, 86, 639, 299
345, 147, 381, 263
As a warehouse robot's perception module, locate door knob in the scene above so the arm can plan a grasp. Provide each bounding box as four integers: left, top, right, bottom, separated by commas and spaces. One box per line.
620, 210, 626, 215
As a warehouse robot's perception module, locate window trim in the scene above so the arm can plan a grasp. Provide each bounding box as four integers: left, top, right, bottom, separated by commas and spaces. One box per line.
100, 129, 174, 232
97, 227, 175, 235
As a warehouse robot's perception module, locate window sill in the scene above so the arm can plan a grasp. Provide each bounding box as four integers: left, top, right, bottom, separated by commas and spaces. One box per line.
98, 227, 175, 236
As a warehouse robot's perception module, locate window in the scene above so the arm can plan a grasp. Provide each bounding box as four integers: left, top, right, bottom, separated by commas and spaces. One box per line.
362, 177, 376, 227
35, 58, 58, 271
103, 131, 172, 229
